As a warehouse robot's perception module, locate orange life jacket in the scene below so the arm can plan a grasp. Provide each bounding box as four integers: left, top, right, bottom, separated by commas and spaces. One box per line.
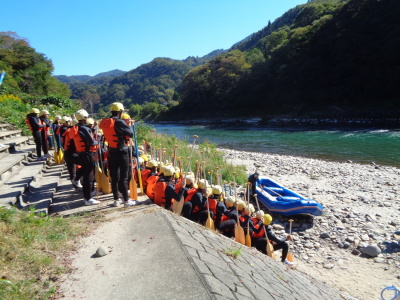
207, 198, 218, 221
25, 116, 43, 132
153, 181, 168, 207
174, 179, 183, 193
184, 187, 197, 203
69, 126, 96, 153
252, 222, 265, 238
141, 169, 151, 190
62, 127, 75, 151
99, 118, 128, 149
146, 175, 160, 200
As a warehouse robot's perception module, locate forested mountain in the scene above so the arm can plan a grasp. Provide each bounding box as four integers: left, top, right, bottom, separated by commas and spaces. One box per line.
166, 0, 400, 120
64, 50, 225, 119
55, 69, 126, 84
0, 31, 70, 98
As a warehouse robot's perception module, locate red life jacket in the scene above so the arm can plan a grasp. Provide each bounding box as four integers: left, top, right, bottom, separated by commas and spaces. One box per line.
174, 179, 183, 193
184, 187, 197, 203
153, 181, 168, 207
207, 198, 218, 221
25, 116, 43, 132
252, 222, 265, 238
69, 126, 96, 153
99, 118, 128, 149
146, 175, 160, 200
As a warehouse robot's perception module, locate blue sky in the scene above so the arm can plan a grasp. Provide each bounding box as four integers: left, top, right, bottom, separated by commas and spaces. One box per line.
3, 1, 307, 76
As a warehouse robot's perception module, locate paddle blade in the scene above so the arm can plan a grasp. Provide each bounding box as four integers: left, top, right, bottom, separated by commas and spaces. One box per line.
266, 240, 276, 260
245, 233, 252, 247
206, 215, 215, 231
58, 149, 64, 163
287, 251, 294, 262
130, 178, 138, 199
172, 198, 184, 216
101, 173, 111, 194
95, 167, 102, 189
235, 226, 245, 245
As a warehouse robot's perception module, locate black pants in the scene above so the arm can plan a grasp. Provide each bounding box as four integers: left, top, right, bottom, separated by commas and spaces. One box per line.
64, 151, 81, 181
218, 219, 236, 238
253, 238, 289, 262
41, 131, 49, 155
32, 131, 43, 157
77, 152, 94, 200
108, 148, 129, 201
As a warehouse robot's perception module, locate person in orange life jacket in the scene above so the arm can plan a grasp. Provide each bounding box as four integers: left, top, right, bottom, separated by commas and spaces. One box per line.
40, 110, 54, 152
239, 203, 256, 236
99, 102, 137, 207
206, 185, 228, 225
71, 109, 100, 206
248, 172, 260, 200
217, 196, 237, 238
26, 108, 47, 160
182, 179, 209, 223
52, 115, 62, 149
142, 160, 158, 193
253, 214, 293, 265
153, 165, 186, 210
60, 116, 82, 188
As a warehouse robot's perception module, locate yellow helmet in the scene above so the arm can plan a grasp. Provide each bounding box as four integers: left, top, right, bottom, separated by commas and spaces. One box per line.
30, 108, 40, 114
225, 196, 235, 207
121, 113, 130, 119
197, 179, 208, 190
212, 185, 222, 195
147, 160, 159, 168
263, 214, 273, 225
71, 119, 78, 126
185, 175, 194, 183
75, 109, 89, 121
54, 115, 61, 121
40, 109, 49, 115
86, 118, 95, 125
61, 116, 71, 124
255, 210, 265, 220
163, 165, 175, 177
237, 200, 246, 211
110, 102, 124, 112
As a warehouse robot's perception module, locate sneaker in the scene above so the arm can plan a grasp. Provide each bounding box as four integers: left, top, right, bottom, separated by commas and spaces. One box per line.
283, 259, 294, 266
45, 153, 51, 158
124, 200, 138, 207
39, 155, 47, 161
75, 180, 83, 188
112, 199, 123, 207
84, 198, 100, 206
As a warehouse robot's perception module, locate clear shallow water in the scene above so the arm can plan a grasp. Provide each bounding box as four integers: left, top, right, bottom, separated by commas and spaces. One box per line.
152, 124, 400, 167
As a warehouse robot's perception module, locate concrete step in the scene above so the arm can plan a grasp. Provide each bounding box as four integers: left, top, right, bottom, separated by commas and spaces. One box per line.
0, 156, 47, 207
0, 146, 35, 183
0, 136, 33, 155
0, 123, 11, 131
21, 163, 65, 215
0, 129, 22, 141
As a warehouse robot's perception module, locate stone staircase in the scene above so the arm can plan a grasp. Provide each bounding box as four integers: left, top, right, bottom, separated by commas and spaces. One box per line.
0, 123, 64, 214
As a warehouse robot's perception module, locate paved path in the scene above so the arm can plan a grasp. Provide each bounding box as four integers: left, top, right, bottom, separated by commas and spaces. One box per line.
57, 206, 346, 300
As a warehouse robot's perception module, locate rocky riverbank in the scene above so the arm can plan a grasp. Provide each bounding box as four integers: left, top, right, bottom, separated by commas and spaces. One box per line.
222, 148, 400, 300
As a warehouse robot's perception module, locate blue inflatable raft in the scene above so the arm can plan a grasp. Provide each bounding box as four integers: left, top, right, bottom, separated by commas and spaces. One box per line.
255, 177, 324, 216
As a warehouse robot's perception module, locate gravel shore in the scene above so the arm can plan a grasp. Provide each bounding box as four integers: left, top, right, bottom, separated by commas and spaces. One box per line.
221, 148, 400, 300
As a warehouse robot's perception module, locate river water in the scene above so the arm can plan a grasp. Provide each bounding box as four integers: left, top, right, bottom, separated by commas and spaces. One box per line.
152, 124, 400, 167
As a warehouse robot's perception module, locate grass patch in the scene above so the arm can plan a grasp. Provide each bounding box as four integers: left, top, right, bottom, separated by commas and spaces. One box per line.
0, 207, 101, 300
224, 245, 243, 259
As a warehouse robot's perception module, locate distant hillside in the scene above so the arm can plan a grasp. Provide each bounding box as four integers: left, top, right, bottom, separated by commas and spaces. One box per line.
55, 69, 126, 84
63, 50, 225, 117
166, 0, 400, 120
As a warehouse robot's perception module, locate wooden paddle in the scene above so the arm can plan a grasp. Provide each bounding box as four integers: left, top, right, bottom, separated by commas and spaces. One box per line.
254, 194, 275, 259
203, 162, 215, 231
287, 219, 294, 262
245, 182, 252, 247
172, 157, 185, 215
129, 138, 138, 200
232, 172, 245, 245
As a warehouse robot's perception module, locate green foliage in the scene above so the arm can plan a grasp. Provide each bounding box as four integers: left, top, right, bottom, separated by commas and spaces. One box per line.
167, 0, 400, 119
0, 31, 71, 99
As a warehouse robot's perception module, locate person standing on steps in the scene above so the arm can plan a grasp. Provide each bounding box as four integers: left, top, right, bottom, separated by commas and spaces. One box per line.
39, 109, 52, 157
248, 172, 260, 200
26, 108, 47, 160
100, 102, 137, 207
69, 109, 100, 206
